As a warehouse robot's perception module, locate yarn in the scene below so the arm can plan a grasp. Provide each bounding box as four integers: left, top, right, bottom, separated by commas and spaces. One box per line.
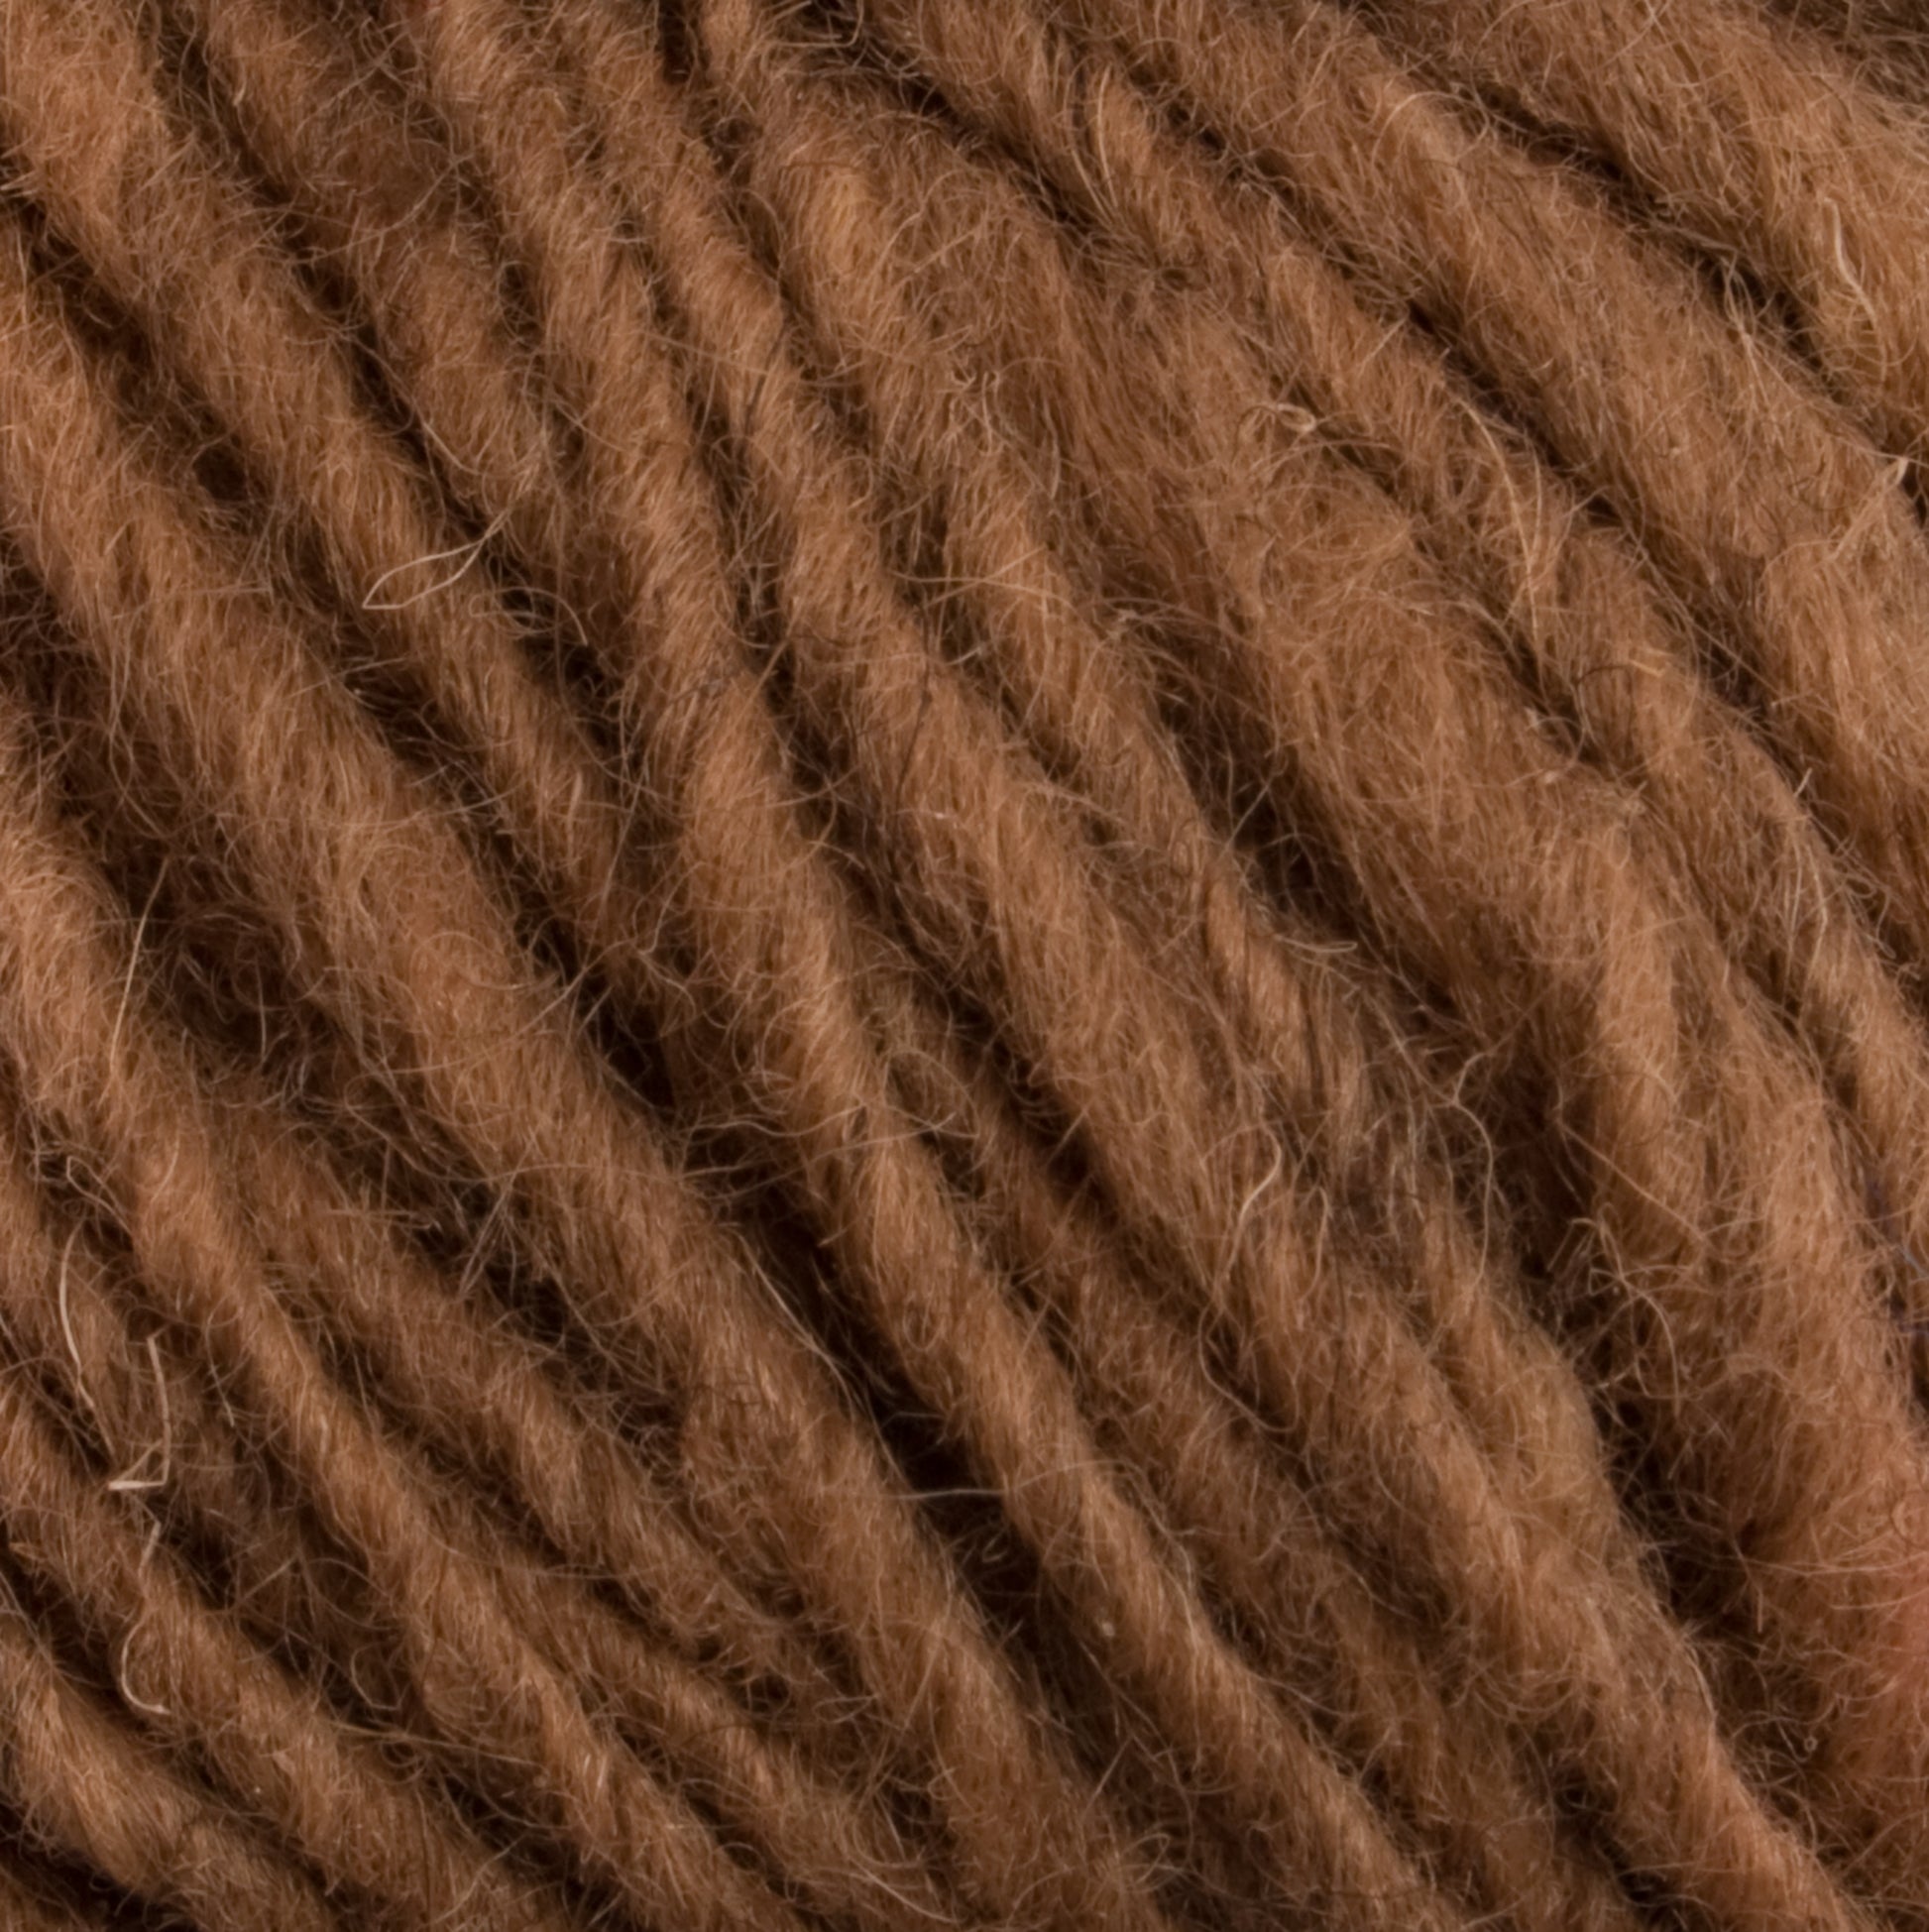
1, 0, 1927, 1926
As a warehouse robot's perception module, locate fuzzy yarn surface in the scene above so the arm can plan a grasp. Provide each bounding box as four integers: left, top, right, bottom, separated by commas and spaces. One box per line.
1, 1, 1929, 1926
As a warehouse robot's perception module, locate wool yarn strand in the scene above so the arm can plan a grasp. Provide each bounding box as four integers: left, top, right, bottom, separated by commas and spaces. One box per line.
1063, 0, 1929, 975
0, 239, 839, 1932
365, 5, 1463, 1919
784, 0, 1929, 1777
0, 1562, 345, 1932
1370, 0, 1929, 469
0, 0, 891, 1767
0, 1021, 955, 1932
660, 16, 1903, 1925
0, 134, 1174, 1932
813, 0, 1929, 1382
7, 0, 1929, 1922
867, 954, 1643, 1932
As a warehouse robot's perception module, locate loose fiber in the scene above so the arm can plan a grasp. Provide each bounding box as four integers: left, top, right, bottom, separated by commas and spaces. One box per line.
3, 0, 1929, 1926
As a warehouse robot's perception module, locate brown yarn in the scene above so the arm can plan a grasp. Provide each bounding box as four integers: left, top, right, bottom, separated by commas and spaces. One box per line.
823, 0, 1929, 1545
378, 4, 1492, 1920
1774, 0, 1929, 105
658, 9, 1909, 1921
22, 0, 1268, 1916
1370, 0, 1929, 468
1038, 0, 1929, 1752
0, 1072, 957, 1932
0, 652, 804, 1928
680, 0, 1620, 1518
0, 1566, 343, 1932
0, 0, 875, 1755
0, 817, 945, 1930
1053, 0, 1929, 967
135, 0, 1456, 1912
872, 956, 1641, 1932
3, 0, 1929, 1924
843, 11, 1929, 1870
0, 76, 1169, 1929
793, 0, 1929, 1383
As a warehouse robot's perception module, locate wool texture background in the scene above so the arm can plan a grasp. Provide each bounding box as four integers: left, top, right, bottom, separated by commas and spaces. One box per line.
1, 0, 1929, 1925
